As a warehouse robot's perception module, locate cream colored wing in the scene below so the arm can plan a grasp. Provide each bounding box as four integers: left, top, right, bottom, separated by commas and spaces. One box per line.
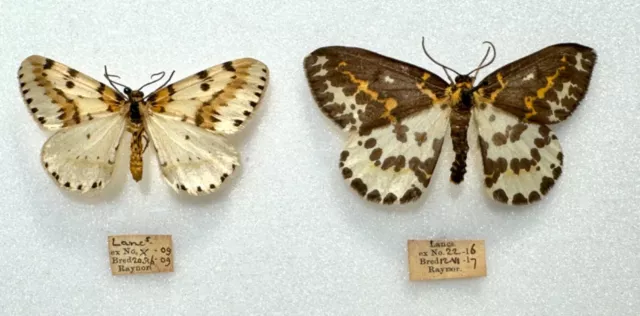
41, 114, 126, 192
145, 112, 239, 195
18, 55, 123, 130
474, 103, 563, 205
340, 107, 450, 204
146, 58, 268, 135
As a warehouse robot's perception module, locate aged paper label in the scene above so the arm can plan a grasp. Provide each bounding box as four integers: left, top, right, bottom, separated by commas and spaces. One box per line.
407, 240, 486, 281
108, 235, 173, 275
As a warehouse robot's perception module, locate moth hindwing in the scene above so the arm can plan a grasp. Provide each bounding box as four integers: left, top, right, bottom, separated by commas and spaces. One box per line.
19, 55, 269, 195
304, 43, 596, 205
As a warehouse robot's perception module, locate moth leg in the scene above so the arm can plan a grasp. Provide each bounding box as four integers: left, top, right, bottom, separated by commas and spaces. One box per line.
142, 133, 150, 153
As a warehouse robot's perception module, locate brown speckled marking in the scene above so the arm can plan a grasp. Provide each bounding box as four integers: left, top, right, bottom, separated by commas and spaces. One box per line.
392, 123, 408, 142
350, 178, 368, 196
477, 44, 596, 124
197, 70, 208, 79
382, 193, 397, 204
303, 47, 448, 134
340, 150, 349, 162
414, 132, 427, 146
366, 190, 382, 203
400, 186, 422, 203
147, 58, 268, 134
369, 148, 382, 162
19, 56, 124, 130
342, 167, 353, 179
492, 189, 509, 203
528, 191, 541, 203
512, 193, 528, 205
364, 138, 376, 149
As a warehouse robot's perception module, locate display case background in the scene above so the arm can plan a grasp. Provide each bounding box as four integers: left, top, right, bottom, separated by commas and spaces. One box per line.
1, 1, 638, 315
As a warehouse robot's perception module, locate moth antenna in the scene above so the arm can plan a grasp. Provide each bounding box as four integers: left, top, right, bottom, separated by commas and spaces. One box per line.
103, 66, 130, 95
158, 70, 175, 89
467, 41, 497, 78
470, 46, 491, 78
144, 70, 176, 100
421, 37, 460, 82
138, 71, 167, 91
149, 71, 166, 80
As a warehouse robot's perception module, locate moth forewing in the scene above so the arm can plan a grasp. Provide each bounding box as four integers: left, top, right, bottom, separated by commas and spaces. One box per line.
18, 55, 124, 131
474, 43, 596, 124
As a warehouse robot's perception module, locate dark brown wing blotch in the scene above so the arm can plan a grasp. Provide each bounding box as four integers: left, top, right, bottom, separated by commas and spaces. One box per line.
475, 43, 596, 124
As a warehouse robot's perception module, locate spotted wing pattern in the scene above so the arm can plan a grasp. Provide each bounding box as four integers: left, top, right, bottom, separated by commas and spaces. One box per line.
146, 58, 268, 135
475, 44, 596, 124
18, 55, 123, 130
41, 114, 126, 193
20, 56, 267, 196
144, 111, 239, 196
471, 43, 596, 205
474, 103, 563, 205
304, 46, 451, 204
304, 46, 449, 136
341, 108, 450, 204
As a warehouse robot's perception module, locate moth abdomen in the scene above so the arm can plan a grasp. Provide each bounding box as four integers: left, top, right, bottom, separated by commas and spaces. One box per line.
129, 126, 145, 182
449, 107, 472, 184
450, 152, 468, 184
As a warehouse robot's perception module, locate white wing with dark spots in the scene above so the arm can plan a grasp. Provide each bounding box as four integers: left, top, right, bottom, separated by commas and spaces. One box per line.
41, 114, 126, 192
144, 111, 239, 196
474, 103, 563, 205
340, 108, 450, 204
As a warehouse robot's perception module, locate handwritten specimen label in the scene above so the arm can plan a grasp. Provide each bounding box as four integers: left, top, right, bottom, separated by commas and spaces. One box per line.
407, 240, 486, 281
108, 235, 173, 275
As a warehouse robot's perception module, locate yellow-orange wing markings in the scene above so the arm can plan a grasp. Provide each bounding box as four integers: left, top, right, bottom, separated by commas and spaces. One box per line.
304, 46, 452, 204
472, 43, 596, 204
18, 55, 127, 192
18, 55, 124, 130
146, 58, 268, 135
304, 46, 449, 136
142, 58, 268, 195
474, 43, 596, 124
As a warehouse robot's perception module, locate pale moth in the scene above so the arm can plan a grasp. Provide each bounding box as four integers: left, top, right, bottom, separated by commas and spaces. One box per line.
19, 56, 268, 195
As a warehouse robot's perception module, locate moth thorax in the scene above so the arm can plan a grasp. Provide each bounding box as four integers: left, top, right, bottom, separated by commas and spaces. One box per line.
129, 90, 145, 102
454, 75, 473, 84
129, 101, 142, 123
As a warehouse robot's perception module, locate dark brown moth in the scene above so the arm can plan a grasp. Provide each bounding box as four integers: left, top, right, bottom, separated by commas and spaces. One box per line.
303, 40, 596, 205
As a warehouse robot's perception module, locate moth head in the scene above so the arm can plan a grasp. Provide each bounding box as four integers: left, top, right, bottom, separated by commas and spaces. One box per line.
129, 90, 145, 101
454, 75, 473, 84
454, 75, 474, 89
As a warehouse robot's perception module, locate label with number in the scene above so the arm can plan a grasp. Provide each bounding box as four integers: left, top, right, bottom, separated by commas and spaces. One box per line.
407, 239, 486, 281
108, 235, 174, 275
